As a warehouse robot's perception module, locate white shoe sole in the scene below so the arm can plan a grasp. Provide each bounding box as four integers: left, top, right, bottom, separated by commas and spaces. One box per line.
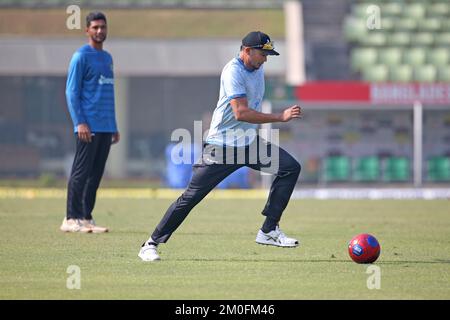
60, 227, 92, 233
138, 253, 161, 262
255, 240, 299, 248
90, 227, 109, 233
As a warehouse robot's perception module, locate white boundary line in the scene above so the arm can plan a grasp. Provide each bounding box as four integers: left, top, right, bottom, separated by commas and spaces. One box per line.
0, 187, 449, 199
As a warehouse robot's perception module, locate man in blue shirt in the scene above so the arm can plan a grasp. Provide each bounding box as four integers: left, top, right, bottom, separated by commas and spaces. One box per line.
139, 31, 302, 261
61, 12, 120, 233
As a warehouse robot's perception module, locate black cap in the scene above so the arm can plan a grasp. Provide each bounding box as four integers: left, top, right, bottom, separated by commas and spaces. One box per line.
241, 31, 280, 56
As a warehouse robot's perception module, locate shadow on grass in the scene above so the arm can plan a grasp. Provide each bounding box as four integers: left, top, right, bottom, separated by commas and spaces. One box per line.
171, 258, 351, 263
170, 258, 450, 264
377, 259, 450, 265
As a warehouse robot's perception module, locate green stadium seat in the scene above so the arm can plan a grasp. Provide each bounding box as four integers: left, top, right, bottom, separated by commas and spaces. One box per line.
403, 3, 426, 20
324, 156, 351, 182
403, 47, 426, 66
441, 20, 450, 32
353, 156, 380, 182
387, 32, 411, 46
351, 47, 378, 71
437, 66, 450, 82
417, 18, 442, 32
384, 157, 410, 182
427, 156, 450, 181
362, 64, 389, 82
435, 33, 450, 46
381, 17, 395, 31
343, 17, 367, 42
427, 3, 450, 17
378, 47, 402, 66
360, 32, 387, 46
382, 3, 403, 17
414, 65, 437, 82
389, 65, 413, 82
352, 3, 373, 18
394, 18, 417, 31
411, 32, 435, 46
427, 48, 450, 67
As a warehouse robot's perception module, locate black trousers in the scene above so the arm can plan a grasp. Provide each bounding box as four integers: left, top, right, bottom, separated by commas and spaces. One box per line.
66, 133, 112, 220
151, 138, 301, 243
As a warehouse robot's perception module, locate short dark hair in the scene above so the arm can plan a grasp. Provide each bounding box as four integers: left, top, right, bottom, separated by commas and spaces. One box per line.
86, 12, 107, 27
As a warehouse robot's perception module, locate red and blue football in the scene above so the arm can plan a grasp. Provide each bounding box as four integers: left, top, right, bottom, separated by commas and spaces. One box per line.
348, 233, 381, 264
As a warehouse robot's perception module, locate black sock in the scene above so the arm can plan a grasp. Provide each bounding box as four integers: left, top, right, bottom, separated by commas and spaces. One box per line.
261, 217, 279, 233
142, 241, 158, 247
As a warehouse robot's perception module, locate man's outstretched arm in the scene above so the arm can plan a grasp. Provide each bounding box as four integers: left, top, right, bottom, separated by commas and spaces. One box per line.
230, 97, 302, 124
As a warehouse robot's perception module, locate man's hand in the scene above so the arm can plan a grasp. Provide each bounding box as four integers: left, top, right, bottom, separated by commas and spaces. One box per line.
280, 105, 302, 122
112, 132, 120, 144
77, 123, 92, 143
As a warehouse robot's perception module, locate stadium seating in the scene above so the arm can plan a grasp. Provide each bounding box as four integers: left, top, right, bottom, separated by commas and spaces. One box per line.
403, 47, 427, 66
389, 64, 413, 82
351, 47, 378, 71
427, 156, 450, 181
383, 156, 411, 181
353, 156, 380, 182
323, 156, 351, 182
320, 155, 430, 183
437, 65, 450, 81
428, 47, 450, 66
414, 64, 437, 82
378, 47, 403, 66
344, 0, 450, 83
321, 155, 422, 183
362, 64, 389, 82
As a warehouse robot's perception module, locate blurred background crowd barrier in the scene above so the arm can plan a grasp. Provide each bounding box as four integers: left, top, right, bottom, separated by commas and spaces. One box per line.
0, 0, 449, 188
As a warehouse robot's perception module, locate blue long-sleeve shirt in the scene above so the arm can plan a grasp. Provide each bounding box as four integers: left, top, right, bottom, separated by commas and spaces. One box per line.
65, 44, 118, 133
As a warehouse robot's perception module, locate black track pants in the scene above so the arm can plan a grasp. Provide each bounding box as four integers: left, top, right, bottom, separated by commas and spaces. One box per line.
66, 133, 112, 220
151, 138, 301, 243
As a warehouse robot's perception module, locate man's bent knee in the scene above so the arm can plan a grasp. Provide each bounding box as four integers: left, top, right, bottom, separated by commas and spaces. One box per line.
293, 160, 301, 175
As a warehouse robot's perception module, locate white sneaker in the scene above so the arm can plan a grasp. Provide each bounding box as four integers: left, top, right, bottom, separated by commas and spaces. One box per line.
255, 226, 299, 247
82, 219, 109, 233
60, 218, 92, 233
138, 243, 161, 262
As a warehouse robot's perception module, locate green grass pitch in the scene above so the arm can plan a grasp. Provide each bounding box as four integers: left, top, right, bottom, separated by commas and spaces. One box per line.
1, 197, 449, 299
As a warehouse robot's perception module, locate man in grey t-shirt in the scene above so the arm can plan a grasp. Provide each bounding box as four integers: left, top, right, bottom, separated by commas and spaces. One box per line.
139, 31, 303, 261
